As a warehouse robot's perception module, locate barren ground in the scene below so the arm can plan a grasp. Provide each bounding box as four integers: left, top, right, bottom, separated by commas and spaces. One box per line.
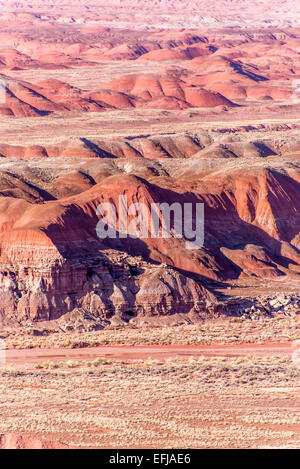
0, 0, 299, 450
0, 352, 299, 449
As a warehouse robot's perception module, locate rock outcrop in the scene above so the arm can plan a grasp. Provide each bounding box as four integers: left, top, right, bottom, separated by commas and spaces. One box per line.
0, 0, 299, 325
0, 157, 298, 324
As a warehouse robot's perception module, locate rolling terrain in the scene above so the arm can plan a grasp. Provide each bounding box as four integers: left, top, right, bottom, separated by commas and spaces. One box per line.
0, 0, 299, 450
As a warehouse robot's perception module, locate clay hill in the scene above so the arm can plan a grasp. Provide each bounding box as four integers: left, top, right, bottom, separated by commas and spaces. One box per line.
0, 0, 298, 326
0, 73, 237, 116
0, 154, 299, 324
0, 0, 299, 116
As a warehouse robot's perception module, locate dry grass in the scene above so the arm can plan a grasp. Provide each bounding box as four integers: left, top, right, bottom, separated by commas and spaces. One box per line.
3, 315, 300, 350
0, 354, 299, 448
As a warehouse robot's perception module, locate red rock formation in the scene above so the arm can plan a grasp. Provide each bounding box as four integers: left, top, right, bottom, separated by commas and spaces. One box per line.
0, 158, 298, 323
104, 73, 236, 109
0, 0, 299, 326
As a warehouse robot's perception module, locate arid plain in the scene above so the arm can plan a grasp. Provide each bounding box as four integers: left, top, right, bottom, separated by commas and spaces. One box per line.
0, 0, 299, 449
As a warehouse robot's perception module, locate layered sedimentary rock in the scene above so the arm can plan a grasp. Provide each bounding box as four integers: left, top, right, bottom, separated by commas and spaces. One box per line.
0, 0, 299, 324
0, 127, 298, 160
0, 157, 298, 323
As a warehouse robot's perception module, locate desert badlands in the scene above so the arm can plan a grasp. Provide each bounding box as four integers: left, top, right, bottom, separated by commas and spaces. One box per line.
0, 0, 298, 451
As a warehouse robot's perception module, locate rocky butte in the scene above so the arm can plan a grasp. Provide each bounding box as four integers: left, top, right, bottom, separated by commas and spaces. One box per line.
0, 0, 298, 329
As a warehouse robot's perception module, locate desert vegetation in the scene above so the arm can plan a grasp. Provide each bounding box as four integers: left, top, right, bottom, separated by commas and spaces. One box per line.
0, 0, 299, 449
0, 355, 299, 448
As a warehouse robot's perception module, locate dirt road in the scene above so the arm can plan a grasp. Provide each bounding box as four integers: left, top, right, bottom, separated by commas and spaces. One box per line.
2, 342, 297, 367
